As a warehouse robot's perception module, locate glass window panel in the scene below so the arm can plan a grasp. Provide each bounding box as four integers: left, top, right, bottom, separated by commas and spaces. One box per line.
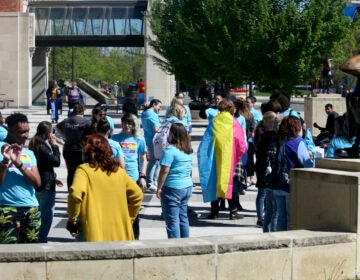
31, 4, 147, 36
50, 8, 67, 35
63, 8, 72, 35
72, 8, 87, 35
130, 20, 144, 35
114, 19, 126, 35
112, 8, 128, 19
34, 8, 50, 35
129, 7, 144, 19
87, 8, 104, 35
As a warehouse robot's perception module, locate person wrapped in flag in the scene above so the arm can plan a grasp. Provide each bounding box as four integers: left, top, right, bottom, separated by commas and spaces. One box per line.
198, 98, 247, 219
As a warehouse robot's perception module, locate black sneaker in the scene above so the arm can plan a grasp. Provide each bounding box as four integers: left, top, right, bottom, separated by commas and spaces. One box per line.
256, 219, 264, 228
205, 214, 218, 220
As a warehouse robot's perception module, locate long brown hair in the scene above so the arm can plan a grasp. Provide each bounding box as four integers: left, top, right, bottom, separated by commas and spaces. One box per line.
29, 121, 52, 157
235, 98, 253, 122
81, 134, 119, 174
168, 123, 193, 154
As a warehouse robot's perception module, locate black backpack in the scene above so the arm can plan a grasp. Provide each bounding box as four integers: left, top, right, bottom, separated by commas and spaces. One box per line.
255, 131, 279, 187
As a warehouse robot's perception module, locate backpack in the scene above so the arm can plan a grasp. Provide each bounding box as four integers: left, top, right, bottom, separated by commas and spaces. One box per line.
255, 131, 279, 187
153, 122, 172, 159
274, 142, 290, 189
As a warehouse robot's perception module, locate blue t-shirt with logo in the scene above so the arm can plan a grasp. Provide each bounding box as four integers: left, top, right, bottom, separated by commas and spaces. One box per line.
0, 144, 39, 207
141, 109, 161, 146
160, 145, 193, 189
112, 133, 146, 181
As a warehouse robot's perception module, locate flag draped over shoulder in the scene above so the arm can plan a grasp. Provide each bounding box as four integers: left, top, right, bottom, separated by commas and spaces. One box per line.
198, 112, 246, 203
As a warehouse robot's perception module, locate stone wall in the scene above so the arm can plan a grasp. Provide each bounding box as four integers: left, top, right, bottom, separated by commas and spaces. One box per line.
291, 158, 360, 277
0, 230, 356, 279
304, 94, 347, 136
145, 3, 175, 107
0, 12, 34, 108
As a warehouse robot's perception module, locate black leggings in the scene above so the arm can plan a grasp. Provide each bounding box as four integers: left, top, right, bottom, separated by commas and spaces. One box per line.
63, 150, 83, 189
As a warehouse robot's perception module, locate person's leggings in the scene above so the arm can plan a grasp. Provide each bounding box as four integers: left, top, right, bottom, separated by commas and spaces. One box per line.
63, 150, 83, 189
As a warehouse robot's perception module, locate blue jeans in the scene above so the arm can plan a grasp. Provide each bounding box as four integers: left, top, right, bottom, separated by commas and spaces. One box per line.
256, 188, 266, 220
36, 190, 56, 243
50, 100, 59, 122
263, 188, 276, 233
161, 186, 192, 238
146, 144, 160, 186
273, 189, 290, 231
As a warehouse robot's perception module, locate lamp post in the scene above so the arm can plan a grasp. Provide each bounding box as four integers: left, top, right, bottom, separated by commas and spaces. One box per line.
72, 47, 75, 81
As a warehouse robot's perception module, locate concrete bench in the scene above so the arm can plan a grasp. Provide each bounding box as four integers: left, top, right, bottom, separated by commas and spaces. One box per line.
0, 99, 14, 108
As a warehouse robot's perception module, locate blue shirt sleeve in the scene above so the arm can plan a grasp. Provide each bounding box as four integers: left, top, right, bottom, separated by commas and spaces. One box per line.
106, 116, 115, 133
297, 141, 314, 167
160, 146, 174, 167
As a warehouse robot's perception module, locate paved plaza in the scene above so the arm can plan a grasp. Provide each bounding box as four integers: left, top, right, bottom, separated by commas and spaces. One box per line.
0, 96, 304, 242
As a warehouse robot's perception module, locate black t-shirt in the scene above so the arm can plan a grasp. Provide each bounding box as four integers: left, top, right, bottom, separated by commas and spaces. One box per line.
326, 111, 339, 138
56, 116, 91, 152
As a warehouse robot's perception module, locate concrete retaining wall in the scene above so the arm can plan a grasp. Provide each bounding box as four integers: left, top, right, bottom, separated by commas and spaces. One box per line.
0, 230, 356, 279
304, 95, 347, 136
291, 158, 360, 277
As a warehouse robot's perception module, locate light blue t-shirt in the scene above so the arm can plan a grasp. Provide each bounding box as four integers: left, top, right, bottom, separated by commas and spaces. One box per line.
205, 108, 219, 124
107, 138, 124, 160
0, 126, 8, 141
0, 145, 39, 207
141, 109, 161, 146
160, 145, 193, 189
112, 133, 146, 181
165, 116, 187, 127
106, 116, 115, 134
250, 108, 262, 123
184, 105, 192, 133
283, 108, 300, 118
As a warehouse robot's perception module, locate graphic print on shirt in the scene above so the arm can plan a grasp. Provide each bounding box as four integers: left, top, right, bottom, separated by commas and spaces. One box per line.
120, 142, 137, 154
8, 154, 31, 169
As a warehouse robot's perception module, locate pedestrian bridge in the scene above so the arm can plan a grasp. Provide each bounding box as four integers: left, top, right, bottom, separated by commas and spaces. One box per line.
27, 0, 148, 47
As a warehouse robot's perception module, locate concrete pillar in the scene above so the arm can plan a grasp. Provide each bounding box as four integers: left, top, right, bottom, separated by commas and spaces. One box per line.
304, 94, 347, 136
32, 47, 51, 106
0, 12, 34, 108
145, 2, 175, 107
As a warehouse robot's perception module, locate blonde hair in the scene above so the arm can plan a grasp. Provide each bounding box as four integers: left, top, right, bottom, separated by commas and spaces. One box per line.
262, 111, 277, 126
169, 103, 186, 120
166, 97, 183, 118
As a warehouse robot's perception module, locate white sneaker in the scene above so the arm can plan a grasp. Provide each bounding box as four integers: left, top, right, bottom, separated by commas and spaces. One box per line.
147, 185, 157, 193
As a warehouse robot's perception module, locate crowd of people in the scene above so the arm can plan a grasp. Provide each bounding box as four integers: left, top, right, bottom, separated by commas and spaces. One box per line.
198, 92, 316, 232
0, 86, 344, 244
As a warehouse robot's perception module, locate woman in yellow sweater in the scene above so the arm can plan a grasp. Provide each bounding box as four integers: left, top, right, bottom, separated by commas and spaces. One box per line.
66, 134, 143, 241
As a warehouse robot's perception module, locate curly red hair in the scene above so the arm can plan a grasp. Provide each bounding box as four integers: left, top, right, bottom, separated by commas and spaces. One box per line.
279, 116, 301, 139
81, 134, 119, 173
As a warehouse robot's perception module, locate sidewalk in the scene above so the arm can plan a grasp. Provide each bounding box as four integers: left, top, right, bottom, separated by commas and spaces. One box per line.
1, 103, 264, 242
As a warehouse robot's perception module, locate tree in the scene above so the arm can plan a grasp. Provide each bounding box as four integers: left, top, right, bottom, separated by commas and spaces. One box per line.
48, 47, 145, 88
147, 0, 352, 92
